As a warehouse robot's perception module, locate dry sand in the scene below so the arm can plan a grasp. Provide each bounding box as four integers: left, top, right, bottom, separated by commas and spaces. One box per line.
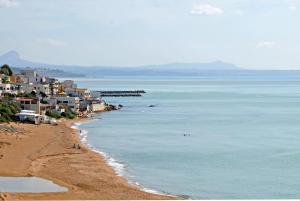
0, 119, 177, 200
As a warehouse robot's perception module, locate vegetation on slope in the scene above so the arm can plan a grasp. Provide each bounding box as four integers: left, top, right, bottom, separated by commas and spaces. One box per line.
0, 99, 20, 122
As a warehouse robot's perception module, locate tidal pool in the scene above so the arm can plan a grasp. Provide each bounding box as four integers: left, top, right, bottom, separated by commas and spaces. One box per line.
0, 177, 68, 192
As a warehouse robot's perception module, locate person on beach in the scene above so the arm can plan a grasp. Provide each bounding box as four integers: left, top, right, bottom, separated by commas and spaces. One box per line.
73, 144, 76, 148
77, 144, 81, 149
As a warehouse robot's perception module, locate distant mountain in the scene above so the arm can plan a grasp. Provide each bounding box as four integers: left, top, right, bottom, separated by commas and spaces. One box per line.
11, 67, 85, 78
0, 51, 84, 77
0, 50, 242, 77
0, 50, 45, 68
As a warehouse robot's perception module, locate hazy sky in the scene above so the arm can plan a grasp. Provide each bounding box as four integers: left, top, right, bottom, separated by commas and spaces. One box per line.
1, 0, 300, 69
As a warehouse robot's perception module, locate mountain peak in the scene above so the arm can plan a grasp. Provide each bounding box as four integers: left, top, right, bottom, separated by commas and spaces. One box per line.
0, 50, 38, 68
1, 50, 20, 59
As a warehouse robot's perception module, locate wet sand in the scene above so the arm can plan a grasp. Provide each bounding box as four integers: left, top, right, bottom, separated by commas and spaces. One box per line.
0, 119, 177, 200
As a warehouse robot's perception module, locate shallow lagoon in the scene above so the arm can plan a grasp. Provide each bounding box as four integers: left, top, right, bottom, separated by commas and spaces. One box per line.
0, 177, 67, 192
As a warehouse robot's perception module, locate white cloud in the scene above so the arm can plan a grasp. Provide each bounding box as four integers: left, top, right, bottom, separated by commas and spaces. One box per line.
257, 41, 277, 48
0, 0, 18, 8
288, 5, 297, 11
36, 38, 67, 47
191, 4, 223, 16
235, 9, 245, 15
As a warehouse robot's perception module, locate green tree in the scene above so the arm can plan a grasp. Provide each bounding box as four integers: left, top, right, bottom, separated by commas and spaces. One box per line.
0, 100, 20, 122
30, 91, 37, 97
1, 76, 9, 83
0, 64, 13, 76
45, 110, 62, 119
61, 108, 76, 119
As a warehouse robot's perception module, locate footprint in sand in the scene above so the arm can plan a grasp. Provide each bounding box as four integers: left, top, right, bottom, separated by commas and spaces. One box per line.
0, 194, 6, 201
0, 141, 11, 148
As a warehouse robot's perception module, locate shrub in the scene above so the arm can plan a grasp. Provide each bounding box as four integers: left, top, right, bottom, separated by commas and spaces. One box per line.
16, 93, 36, 98
61, 109, 76, 119
45, 110, 61, 119
0, 64, 13, 76
0, 100, 20, 122
40, 99, 48, 104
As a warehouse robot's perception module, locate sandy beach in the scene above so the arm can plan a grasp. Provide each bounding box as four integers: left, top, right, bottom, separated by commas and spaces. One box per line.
0, 119, 176, 200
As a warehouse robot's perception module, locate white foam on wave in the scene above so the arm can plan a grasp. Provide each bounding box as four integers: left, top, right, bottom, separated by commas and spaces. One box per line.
71, 122, 126, 177
71, 122, 88, 143
70, 122, 171, 197
134, 181, 167, 196
91, 148, 125, 177
70, 122, 82, 129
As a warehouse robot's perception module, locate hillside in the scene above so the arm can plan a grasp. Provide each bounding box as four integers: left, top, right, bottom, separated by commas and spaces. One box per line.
0, 50, 241, 77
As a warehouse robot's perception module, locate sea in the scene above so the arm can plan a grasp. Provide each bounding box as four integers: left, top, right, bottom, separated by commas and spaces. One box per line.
67, 72, 300, 199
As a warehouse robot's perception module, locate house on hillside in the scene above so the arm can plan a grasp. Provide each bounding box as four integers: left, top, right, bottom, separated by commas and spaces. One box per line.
0, 83, 24, 95
21, 68, 47, 84
64, 87, 90, 98
46, 77, 59, 95
80, 98, 106, 112
14, 97, 41, 114
15, 110, 41, 124
54, 96, 80, 112
20, 83, 50, 96
62, 80, 77, 89
10, 74, 26, 84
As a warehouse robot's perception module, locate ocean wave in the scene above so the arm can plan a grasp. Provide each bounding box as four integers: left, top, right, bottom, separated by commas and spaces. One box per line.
70, 121, 169, 196
92, 148, 125, 176
71, 122, 126, 177
70, 122, 82, 129
134, 181, 167, 196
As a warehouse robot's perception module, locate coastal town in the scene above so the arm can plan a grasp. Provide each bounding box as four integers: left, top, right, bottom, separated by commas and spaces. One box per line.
0, 64, 119, 124
0, 63, 173, 201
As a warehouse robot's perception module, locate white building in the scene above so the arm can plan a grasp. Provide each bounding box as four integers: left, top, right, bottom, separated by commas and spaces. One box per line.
21, 69, 46, 84
55, 96, 80, 112
46, 78, 59, 95
15, 110, 41, 124
21, 83, 50, 95
21, 69, 37, 78
62, 80, 77, 89
0, 83, 12, 93
64, 87, 90, 98
0, 83, 22, 95
90, 101, 106, 112
14, 97, 41, 114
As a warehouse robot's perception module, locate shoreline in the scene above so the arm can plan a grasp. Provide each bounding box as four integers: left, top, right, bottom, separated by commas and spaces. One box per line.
71, 119, 173, 197
0, 118, 178, 200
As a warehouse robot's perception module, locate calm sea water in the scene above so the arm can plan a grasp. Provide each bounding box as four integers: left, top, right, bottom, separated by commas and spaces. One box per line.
70, 74, 300, 199
0, 177, 67, 192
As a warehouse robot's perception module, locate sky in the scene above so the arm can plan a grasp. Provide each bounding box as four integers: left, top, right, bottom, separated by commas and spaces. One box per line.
1, 0, 300, 69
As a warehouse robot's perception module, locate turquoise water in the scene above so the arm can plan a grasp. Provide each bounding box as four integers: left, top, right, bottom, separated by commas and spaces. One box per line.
0, 177, 67, 192
72, 75, 300, 199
